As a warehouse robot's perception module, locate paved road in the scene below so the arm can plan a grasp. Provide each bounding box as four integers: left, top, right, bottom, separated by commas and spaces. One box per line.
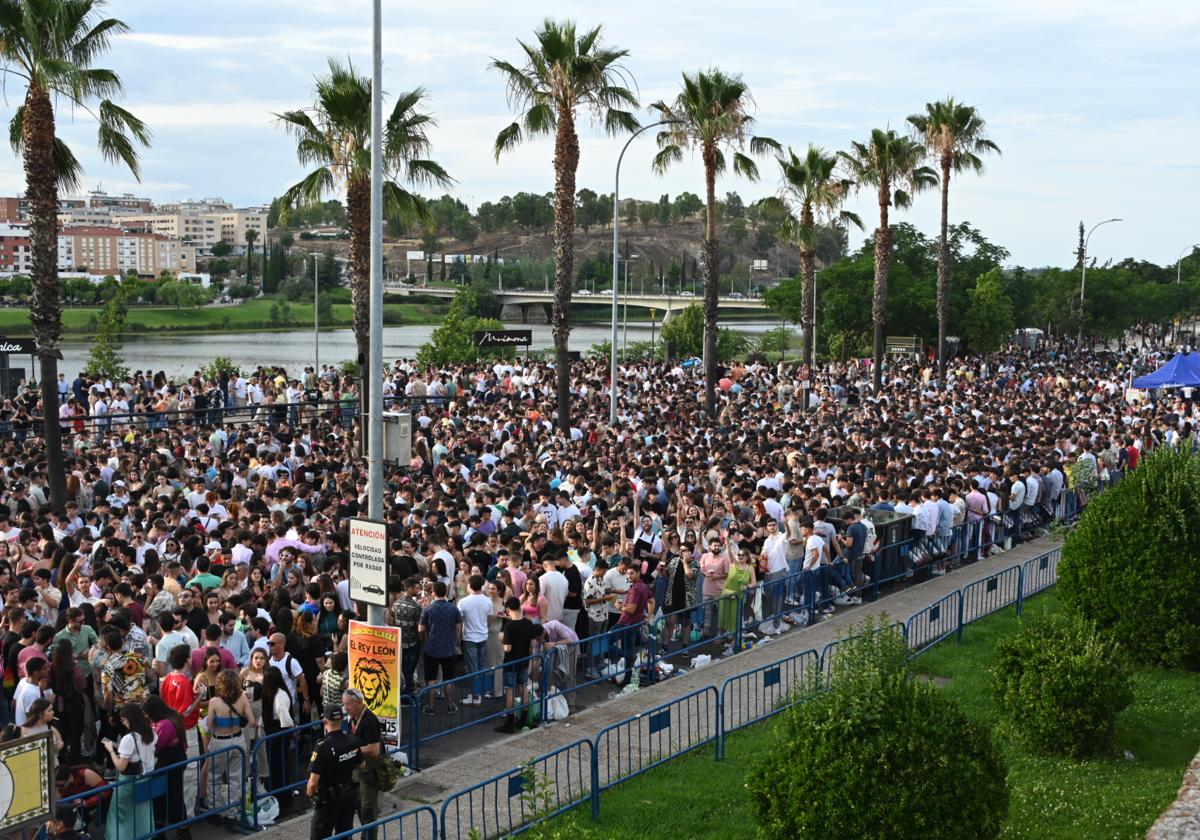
252, 533, 1060, 840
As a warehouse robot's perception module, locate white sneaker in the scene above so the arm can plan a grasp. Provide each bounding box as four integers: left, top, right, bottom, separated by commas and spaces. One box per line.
834, 596, 851, 606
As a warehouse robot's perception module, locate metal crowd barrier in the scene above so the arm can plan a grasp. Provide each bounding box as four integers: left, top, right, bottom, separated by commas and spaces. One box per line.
438, 739, 595, 840
1022, 547, 1062, 597
717, 648, 820, 759
819, 620, 908, 685
250, 718, 324, 826
327, 805, 439, 840
594, 686, 719, 790
905, 590, 964, 653
57, 744, 250, 840
961, 565, 1024, 625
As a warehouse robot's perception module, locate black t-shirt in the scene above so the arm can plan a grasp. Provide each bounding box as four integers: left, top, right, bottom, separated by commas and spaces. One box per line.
309, 730, 363, 788
349, 708, 383, 750
562, 564, 583, 610
390, 554, 420, 581
186, 607, 209, 640
502, 617, 535, 663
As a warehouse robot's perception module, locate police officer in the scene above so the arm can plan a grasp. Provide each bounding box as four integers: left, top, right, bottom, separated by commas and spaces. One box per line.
306, 705, 363, 840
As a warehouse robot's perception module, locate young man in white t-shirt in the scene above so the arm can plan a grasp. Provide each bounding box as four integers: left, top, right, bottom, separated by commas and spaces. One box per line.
457, 575, 494, 706
801, 519, 831, 627
14, 655, 51, 727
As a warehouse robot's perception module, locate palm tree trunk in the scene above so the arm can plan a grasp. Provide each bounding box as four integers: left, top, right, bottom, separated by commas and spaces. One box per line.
347, 176, 371, 443
937, 155, 951, 381
872, 188, 891, 392
701, 147, 719, 417
23, 86, 67, 510
552, 117, 580, 434
800, 203, 816, 367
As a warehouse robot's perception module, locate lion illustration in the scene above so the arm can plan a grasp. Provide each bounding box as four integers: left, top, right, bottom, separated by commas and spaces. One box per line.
352, 657, 393, 711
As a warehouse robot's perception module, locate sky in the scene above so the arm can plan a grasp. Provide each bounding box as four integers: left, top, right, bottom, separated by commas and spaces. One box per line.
2, 0, 1198, 268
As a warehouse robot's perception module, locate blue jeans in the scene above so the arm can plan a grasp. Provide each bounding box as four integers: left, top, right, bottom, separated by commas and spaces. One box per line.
763, 570, 787, 623
401, 645, 420, 695
462, 640, 488, 697
786, 558, 803, 602
802, 569, 820, 624
830, 561, 853, 592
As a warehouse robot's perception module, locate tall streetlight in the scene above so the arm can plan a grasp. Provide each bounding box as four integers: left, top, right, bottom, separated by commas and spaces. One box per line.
1078, 218, 1122, 345
1177, 242, 1199, 284
366, 0, 385, 625
313, 254, 320, 377
611, 119, 679, 425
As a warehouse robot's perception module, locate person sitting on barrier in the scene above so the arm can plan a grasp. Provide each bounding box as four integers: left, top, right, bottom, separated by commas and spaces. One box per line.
495, 596, 535, 734
306, 704, 361, 840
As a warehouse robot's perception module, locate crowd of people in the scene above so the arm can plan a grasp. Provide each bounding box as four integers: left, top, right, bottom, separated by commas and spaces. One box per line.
6, 336, 1195, 839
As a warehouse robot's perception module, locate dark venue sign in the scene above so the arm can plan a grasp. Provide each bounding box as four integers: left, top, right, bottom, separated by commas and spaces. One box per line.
474, 330, 532, 348
0, 338, 35, 355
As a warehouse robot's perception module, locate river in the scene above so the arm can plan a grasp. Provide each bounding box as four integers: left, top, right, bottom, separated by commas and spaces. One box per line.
56, 320, 786, 379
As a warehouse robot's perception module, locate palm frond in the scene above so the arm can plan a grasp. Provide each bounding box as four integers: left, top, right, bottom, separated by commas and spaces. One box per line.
651, 143, 683, 174
280, 167, 335, 211
493, 121, 523, 161
731, 151, 759, 181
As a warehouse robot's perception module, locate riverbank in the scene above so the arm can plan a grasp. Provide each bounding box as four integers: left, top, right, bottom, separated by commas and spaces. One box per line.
0, 298, 448, 336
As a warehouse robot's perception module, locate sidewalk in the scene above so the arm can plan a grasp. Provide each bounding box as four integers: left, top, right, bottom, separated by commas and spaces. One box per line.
258, 534, 1058, 840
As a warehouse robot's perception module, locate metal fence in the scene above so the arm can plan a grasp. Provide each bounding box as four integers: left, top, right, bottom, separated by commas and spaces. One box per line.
438, 739, 595, 840
905, 590, 965, 653
717, 648, 820, 758
594, 686, 719, 790
961, 564, 1024, 625
1022, 547, 1063, 597
327, 805, 439, 840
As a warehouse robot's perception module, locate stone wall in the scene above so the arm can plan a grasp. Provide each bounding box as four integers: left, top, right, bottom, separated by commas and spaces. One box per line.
1147, 748, 1200, 839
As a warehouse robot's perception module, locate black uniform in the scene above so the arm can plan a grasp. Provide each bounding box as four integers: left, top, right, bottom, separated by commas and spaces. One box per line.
308, 730, 363, 840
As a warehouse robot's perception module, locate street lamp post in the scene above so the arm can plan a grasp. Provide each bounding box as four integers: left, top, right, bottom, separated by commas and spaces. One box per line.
1078, 218, 1122, 345
1177, 242, 1199, 284
366, 0, 385, 625
611, 119, 679, 425
313, 254, 320, 376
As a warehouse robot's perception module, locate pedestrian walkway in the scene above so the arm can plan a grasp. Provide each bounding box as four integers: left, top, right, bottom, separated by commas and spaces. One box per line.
257, 534, 1059, 840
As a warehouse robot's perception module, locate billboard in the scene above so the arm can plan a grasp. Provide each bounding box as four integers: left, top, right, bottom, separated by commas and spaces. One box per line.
348, 621, 403, 746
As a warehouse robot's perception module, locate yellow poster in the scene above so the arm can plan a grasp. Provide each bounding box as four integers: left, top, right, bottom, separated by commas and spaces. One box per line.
0, 732, 54, 832
348, 620, 403, 746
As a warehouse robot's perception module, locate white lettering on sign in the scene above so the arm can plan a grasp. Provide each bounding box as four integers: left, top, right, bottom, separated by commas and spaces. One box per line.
349, 518, 388, 607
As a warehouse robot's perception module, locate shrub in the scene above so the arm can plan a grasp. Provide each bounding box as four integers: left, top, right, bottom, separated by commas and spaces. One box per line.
993, 612, 1132, 757
748, 617, 1007, 840
1058, 448, 1200, 669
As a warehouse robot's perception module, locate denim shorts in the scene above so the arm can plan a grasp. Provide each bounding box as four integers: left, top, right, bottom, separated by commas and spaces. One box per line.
502, 666, 529, 689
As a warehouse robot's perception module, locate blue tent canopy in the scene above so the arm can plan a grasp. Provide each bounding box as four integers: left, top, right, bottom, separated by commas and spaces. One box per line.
1132, 352, 1200, 389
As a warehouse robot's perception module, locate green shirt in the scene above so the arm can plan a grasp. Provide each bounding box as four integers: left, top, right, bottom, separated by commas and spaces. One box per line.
186, 572, 223, 591
54, 624, 100, 677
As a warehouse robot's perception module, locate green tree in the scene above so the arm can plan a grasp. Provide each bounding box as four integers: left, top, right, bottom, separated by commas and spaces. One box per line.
763, 145, 862, 365
637, 201, 654, 231
651, 68, 779, 415
656, 193, 671, 226
416, 289, 513, 365
660, 303, 748, 361
84, 288, 128, 380
726, 217, 748, 246
244, 228, 259, 283
491, 18, 639, 432
211, 239, 233, 257
276, 58, 452, 410
961, 268, 1014, 351
840, 129, 937, 389
2, 0, 151, 509
908, 98, 1000, 378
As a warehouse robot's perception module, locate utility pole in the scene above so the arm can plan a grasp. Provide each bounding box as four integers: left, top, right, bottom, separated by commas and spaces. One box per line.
366, 0, 385, 625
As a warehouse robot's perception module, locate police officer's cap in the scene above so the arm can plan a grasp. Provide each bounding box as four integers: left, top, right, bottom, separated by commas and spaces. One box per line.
323, 704, 346, 721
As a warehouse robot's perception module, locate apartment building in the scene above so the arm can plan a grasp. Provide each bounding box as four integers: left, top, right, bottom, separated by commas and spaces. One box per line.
123, 206, 265, 249
0, 224, 32, 274
56, 226, 196, 276
0, 191, 153, 222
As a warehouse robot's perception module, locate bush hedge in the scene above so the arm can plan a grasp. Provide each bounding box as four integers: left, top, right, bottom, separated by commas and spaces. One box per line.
1058, 448, 1200, 669
748, 618, 1008, 840
993, 612, 1132, 757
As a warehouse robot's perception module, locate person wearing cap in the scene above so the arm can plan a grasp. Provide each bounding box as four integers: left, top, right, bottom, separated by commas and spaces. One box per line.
306, 704, 362, 840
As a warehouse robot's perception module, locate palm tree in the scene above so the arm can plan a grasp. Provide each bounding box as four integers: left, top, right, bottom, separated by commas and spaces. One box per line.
276, 58, 451, 407
649, 68, 779, 416
244, 228, 259, 284
765, 145, 862, 365
1, 0, 151, 509
907, 99, 1000, 379
491, 19, 638, 432
840, 129, 937, 390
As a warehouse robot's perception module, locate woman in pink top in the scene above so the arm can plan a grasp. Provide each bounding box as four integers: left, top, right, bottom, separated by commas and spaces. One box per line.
698, 536, 731, 635
520, 575, 548, 624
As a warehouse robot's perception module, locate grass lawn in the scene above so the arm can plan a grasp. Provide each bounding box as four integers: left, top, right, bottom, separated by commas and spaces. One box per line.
543, 590, 1200, 840
0, 298, 445, 334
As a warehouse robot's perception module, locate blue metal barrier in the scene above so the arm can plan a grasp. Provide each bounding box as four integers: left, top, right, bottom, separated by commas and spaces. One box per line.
594, 686, 719, 791
961, 564, 1023, 625
326, 805, 439, 840
653, 590, 741, 668
250, 718, 324, 825
438, 739, 595, 840
542, 620, 656, 716
58, 744, 250, 840
1022, 547, 1062, 597
717, 648, 819, 758
409, 650, 547, 771
905, 590, 963, 653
